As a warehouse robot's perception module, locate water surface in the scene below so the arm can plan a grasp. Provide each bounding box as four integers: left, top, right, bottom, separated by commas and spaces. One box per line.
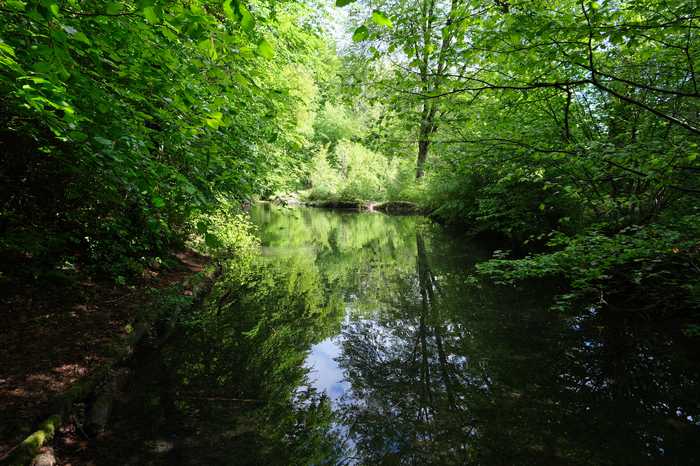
83, 204, 700, 465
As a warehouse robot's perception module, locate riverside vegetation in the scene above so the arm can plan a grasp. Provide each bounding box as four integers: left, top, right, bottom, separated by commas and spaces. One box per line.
1, 0, 699, 464
1, 0, 698, 315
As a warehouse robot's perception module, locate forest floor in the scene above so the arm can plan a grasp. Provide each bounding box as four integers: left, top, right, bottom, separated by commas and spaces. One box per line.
0, 250, 209, 460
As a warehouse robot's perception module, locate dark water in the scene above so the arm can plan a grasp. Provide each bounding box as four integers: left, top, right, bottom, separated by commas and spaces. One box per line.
83, 204, 700, 465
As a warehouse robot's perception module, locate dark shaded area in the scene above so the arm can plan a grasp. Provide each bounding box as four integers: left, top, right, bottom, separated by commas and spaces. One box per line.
336, 232, 700, 465
0, 251, 208, 458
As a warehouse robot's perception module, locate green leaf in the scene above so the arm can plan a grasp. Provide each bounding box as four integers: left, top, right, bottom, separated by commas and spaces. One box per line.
142, 6, 159, 23
255, 38, 274, 59
238, 3, 255, 32
223, 0, 254, 31
162, 27, 178, 41
352, 25, 369, 42
204, 232, 222, 248
198, 38, 211, 52
106, 3, 121, 15
223, 0, 235, 20
200, 36, 218, 59
73, 31, 92, 46
69, 131, 88, 142
49, 3, 60, 16
335, 0, 357, 6
152, 196, 166, 208
205, 111, 223, 129
5, 0, 26, 11
371, 10, 393, 28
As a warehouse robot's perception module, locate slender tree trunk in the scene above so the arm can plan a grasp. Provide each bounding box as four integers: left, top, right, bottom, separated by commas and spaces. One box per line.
416, 104, 437, 179
417, 138, 430, 179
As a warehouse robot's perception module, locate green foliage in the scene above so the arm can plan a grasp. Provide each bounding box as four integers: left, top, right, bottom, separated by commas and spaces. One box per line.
312, 102, 365, 148
370, 10, 393, 28
305, 140, 414, 202
352, 25, 369, 42
0, 0, 334, 279
337, 0, 700, 313
1, 0, 698, 316
304, 146, 344, 199
190, 198, 260, 258
477, 215, 700, 312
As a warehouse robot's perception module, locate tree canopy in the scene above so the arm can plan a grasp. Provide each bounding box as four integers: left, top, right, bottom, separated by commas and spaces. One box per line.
0, 0, 336, 278
1, 0, 698, 311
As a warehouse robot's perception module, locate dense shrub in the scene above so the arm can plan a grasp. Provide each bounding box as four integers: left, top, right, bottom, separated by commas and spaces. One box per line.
305, 140, 414, 202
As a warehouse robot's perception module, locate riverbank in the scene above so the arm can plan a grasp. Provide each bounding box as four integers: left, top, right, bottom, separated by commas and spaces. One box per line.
267, 193, 429, 215
0, 250, 214, 465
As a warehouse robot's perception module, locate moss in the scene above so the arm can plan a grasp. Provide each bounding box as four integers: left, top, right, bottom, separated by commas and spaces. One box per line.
2, 415, 61, 466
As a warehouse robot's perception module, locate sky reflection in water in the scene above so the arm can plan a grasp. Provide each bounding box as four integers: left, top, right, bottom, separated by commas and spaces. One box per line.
251, 203, 700, 466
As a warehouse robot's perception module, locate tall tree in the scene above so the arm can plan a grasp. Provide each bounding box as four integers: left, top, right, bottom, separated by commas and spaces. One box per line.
347, 0, 471, 178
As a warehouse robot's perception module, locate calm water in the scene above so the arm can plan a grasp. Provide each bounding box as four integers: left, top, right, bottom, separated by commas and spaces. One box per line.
82, 204, 700, 465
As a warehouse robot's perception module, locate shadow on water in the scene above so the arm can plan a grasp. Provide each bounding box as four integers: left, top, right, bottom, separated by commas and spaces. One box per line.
84, 203, 700, 465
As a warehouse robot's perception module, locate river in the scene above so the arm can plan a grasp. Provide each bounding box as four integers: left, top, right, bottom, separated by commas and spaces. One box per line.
75, 203, 700, 465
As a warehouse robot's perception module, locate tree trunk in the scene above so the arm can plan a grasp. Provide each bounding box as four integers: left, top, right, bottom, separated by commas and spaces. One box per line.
416, 105, 437, 179
416, 138, 430, 179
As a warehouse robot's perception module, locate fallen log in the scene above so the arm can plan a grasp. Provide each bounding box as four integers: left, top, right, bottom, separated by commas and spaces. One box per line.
0, 417, 60, 466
